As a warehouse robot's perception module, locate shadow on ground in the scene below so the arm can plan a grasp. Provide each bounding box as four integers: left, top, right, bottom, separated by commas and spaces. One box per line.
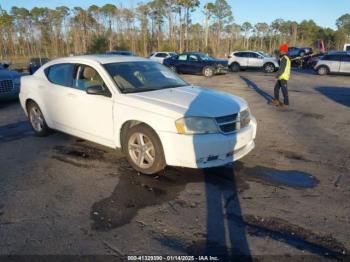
315, 86, 350, 108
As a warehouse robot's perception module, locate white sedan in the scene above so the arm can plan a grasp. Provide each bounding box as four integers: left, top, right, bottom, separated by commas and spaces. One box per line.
19, 55, 257, 174
149, 52, 177, 64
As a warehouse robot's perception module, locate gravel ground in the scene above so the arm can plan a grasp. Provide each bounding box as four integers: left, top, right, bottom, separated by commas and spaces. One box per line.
0, 69, 349, 261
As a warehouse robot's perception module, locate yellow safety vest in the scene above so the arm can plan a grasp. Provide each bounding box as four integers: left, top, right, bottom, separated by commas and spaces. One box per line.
279, 55, 291, 81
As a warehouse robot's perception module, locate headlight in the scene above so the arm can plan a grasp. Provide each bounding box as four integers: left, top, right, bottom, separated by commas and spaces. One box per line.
240, 108, 251, 128
175, 117, 218, 134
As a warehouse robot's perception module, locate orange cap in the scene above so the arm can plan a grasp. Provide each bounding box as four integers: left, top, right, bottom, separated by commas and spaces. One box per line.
279, 44, 288, 53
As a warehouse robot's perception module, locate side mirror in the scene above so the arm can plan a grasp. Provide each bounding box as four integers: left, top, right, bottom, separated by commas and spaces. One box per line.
86, 85, 111, 97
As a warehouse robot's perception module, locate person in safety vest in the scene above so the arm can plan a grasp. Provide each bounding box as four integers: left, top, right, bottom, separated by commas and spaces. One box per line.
271, 44, 291, 109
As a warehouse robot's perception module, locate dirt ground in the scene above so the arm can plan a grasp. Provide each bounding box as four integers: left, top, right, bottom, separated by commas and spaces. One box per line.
0, 69, 349, 261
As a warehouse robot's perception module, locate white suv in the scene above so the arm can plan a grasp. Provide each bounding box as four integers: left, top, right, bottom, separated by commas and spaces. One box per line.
228, 51, 279, 73
149, 52, 177, 64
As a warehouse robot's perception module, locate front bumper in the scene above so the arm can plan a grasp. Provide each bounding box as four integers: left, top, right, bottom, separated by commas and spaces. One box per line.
158, 116, 257, 168
215, 66, 229, 74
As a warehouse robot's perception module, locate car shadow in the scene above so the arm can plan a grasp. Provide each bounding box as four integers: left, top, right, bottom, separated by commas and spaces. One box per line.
240, 76, 273, 103
315, 86, 350, 108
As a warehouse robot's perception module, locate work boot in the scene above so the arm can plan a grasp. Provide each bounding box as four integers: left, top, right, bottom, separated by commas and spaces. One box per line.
271, 99, 280, 106
281, 104, 289, 110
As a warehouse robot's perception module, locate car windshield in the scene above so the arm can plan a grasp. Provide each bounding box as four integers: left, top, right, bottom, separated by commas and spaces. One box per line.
104, 61, 188, 93
197, 53, 215, 61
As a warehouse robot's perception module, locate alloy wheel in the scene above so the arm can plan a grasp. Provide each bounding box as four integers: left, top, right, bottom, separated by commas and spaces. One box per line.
128, 132, 155, 169
29, 106, 44, 132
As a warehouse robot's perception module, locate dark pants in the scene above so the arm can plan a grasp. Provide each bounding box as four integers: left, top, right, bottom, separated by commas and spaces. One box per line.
274, 80, 289, 105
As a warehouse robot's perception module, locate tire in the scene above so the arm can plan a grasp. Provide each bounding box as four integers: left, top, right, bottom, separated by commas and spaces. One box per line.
123, 124, 166, 174
317, 66, 329, 76
169, 65, 177, 73
27, 101, 51, 136
263, 63, 275, 73
203, 66, 214, 77
230, 63, 240, 72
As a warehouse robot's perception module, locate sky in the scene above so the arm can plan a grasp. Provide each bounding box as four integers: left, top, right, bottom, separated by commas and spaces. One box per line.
0, 0, 349, 29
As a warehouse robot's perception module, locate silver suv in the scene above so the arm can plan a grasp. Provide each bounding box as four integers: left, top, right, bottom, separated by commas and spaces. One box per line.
315, 52, 350, 75
228, 51, 279, 73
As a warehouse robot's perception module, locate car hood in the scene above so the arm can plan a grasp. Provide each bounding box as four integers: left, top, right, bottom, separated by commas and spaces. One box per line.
263, 57, 278, 63
122, 86, 247, 118
0, 69, 20, 79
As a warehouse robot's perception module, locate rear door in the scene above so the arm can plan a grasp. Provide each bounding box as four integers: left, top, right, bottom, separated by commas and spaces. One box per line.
44, 63, 76, 127
235, 52, 249, 67
176, 54, 189, 73
248, 52, 264, 67
340, 55, 350, 73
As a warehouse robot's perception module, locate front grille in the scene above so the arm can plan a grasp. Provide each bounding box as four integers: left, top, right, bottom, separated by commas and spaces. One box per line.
215, 110, 251, 134
0, 80, 14, 93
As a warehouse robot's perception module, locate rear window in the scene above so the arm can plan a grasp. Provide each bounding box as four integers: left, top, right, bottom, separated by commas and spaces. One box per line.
45, 63, 74, 87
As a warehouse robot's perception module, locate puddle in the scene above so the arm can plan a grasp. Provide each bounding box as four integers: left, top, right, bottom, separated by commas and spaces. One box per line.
243, 166, 318, 189
0, 121, 33, 143
90, 161, 247, 231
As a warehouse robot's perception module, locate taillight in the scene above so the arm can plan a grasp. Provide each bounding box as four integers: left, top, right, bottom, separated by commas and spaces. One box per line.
228, 55, 232, 59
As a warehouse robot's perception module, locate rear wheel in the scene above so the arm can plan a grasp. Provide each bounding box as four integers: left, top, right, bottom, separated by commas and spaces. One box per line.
27, 101, 51, 136
263, 63, 275, 73
317, 66, 329, 76
230, 63, 240, 72
124, 124, 166, 174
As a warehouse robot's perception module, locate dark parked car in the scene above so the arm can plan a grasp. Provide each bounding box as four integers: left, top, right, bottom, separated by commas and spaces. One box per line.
106, 50, 136, 56
163, 52, 228, 77
0, 62, 21, 100
28, 57, 49, 75
288, 47, 313, 58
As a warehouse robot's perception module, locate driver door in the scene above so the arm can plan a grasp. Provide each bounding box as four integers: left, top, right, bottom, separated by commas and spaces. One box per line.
248, 52, 264, 67
65, 64, 115, 147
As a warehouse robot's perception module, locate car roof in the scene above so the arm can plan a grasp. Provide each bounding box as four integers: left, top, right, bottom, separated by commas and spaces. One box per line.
47, 55, 150, 65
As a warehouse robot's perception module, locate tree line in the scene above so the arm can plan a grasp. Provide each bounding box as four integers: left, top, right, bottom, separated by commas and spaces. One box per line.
0, 0, 349, 61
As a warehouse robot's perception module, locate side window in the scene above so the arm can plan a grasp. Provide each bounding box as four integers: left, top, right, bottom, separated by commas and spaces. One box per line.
73, 65, 105, 91
234, 52, 242, 57
178, 55, 187, 61
249, 53, 259, 58
346, 46, 350, 51
341, 55, 350, 62
189, 55, 198, 61
241, 52, 250, 58
155, 53, 167, 58
46, 63, 74, 87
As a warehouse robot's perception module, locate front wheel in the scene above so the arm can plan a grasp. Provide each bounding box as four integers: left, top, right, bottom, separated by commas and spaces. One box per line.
263, 63, 275, 73
27, 101, 51, 136
203, 66, 214, 77
169, 65, 177, 73
124, 124, 166, 174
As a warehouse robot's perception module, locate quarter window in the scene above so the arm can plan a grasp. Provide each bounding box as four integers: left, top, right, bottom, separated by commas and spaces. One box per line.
46, 63, 74, 87
155, 53, 167, 58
